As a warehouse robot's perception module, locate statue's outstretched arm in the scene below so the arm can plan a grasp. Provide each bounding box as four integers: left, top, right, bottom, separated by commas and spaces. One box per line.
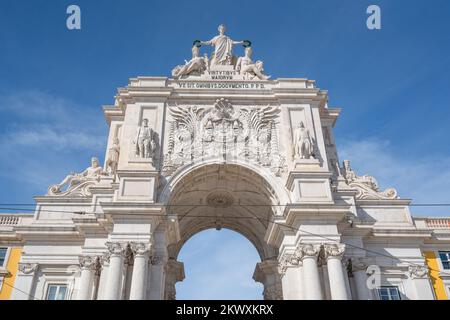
200, 39, 212, 46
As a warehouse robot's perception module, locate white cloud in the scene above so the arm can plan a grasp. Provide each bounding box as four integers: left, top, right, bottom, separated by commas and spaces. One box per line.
0, 90, 107, 191
338, 138, 450, 216
1, 125, 102, 151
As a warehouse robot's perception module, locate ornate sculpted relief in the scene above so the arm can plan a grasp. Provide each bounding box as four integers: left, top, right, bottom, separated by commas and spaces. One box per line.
342, 160, 398, 200
47, 157, 107, 197
162, 98, 285, 176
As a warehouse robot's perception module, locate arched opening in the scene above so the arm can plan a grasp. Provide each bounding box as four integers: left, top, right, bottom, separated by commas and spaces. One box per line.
176, 228, 263, 299
162, 162, 286, 299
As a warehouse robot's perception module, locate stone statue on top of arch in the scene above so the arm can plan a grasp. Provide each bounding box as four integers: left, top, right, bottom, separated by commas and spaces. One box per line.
200, 24, 244, 66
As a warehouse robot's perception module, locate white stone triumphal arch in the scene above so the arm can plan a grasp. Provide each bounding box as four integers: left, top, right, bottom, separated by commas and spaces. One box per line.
4, 25, 441, 300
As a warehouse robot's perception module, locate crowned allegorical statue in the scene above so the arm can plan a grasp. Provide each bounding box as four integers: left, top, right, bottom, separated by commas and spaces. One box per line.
171, 24, 269, 79
199, 24, 245, 66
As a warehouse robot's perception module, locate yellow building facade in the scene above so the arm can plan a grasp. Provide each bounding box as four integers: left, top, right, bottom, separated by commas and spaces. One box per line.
424, 251, 449, 300
0, 247, 22, 300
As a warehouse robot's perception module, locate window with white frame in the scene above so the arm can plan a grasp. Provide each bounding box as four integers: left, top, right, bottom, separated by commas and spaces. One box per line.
0, 248, 7, 267
377, 286, 401, 300
438, 251, 450, 270
46, 284, 68, 300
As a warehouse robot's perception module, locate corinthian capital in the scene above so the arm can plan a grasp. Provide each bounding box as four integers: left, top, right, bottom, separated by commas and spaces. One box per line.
130, 242, 151, 256
278, 252, 298, 276
408, 265, 428, 279
323, 243, 346, 260
299, 243, 321, 259
105, 241, 128, 256
78, 256, 99, 270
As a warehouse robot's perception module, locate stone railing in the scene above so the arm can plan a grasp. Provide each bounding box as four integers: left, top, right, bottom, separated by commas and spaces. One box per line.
425, 218, 450, 229
0, 214, 32, 226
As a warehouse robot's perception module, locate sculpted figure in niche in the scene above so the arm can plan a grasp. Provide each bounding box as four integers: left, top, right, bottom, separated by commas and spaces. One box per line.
172, 45, 207, 78
293, 121, 315, 159
135, 118, 156, 159
236, 47, 270, 80
106, 137, 120, 177
51, 157, 105, 193
200, 24, 244, 66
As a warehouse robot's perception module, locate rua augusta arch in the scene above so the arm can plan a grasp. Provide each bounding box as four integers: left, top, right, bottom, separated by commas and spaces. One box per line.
0, 25, 448, 301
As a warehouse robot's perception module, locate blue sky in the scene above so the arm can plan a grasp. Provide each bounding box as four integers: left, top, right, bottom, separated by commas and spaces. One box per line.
0, 0, 449, 299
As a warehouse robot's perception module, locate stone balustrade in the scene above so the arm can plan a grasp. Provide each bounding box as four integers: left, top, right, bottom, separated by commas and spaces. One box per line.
0, 214, 32, 226
425, 218, 450, 229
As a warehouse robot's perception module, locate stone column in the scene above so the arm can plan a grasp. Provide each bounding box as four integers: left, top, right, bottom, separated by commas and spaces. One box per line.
103, 242, 128, 300
253, 259, 283, 300
96, 254, 110, 300
148, 254, 166, 300
350, 258, 372, 300
76, 256, 98, 300
10, 263, 39, 300
323, 244, 349, 300
164, 259, 185, 300
279, 251, 304, 300
129, 242, 151, 300
408, 265, 435, 300
299, 244, 323, 300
